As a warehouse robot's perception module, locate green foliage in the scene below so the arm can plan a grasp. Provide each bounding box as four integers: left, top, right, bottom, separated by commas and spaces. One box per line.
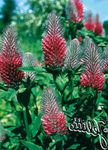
103, 20, 108, 37
0, 0, 16, 30
22, 141, 43, 150
0, 63, 108, 149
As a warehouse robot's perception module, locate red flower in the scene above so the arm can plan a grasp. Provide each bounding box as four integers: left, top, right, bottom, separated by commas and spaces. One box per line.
73, 0, 84, 22
0, 27, 24, 86
42, 13, 66, 67
67, 0, 84, 23
41, 88, 67, 135
84, 12, 95, 32
78, 36, 82, 42
80, 72, 104, 91
94, 14, 103, 35
80, 37, 104, 91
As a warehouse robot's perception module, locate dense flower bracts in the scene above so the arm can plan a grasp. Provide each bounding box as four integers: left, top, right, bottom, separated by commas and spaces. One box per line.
81, 73, 104, 91
41, 88, 67, 135
64, 38, 80, 70
0, 27, 24, 86
80, 37, 104, 91
84, 13, 103, 36
103, 45, 108, 71
42, 13, 66, 68
66, 0, 84, 23
23, 52, 38, 80
84, 12, 95, 32
94, 14, 103, 36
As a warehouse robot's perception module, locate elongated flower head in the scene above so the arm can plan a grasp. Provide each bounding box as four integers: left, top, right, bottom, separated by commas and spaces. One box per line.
80, 37, 104, 91
42, 13, 66, 68
64, 38, 80, 70
94, 14, 103, 35
23, 52, 38, 80
0, 27, 24, 86
103, 45, 108, 71
84, 12, 95, 32
41, 88, 67, 135
66, 0, 84, 23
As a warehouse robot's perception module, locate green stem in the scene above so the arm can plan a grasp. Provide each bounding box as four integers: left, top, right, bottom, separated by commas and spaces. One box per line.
31, 91, 38, 115
91, 89, 98, 149
53, 74, 61, 90
68, 71, 74, 100
92, 90, 98, 119
23, 107, 31, 141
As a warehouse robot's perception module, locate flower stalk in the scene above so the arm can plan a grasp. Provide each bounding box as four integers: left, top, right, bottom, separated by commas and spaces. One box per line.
23, 107, 31, 141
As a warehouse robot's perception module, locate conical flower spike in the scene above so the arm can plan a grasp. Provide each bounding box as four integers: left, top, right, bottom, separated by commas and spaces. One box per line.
80, 37, 104, 91
42, 12, 66, 68
41, 88, 67, 135
0, 27, 24, 86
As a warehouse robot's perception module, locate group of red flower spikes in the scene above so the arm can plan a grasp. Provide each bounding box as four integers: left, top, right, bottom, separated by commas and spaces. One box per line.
0, 0, 106, 135
67, 0, 103, 35
0, 0, 104, 91
84, 12, 103, 35
42, 12, 105, 92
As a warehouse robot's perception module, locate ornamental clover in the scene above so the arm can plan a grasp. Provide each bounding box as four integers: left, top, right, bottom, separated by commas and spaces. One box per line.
41, 88, 67, 135
0, 27, 24, 87
42, 12, 66, 68
84, 13, 103, 36
102, 45, 108, 71
66, 0, 84, 23
64, 38, 80, 70
84, 12, 95, 32
94, 14, 103, 36
80, 37, 104, 91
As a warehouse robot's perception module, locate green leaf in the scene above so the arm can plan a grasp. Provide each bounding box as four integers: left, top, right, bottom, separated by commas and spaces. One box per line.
56, 74, 68, 92
19, 66, 35, 71
72, 87, 79, 98
0, 82, 7, 90
34, 66, 46, 73
67, 143, 80, 149
98, 42, 106, 47
0, 88, 17, 101
31, 114, 41, 137
81, 147, 87, 150
18, 88, 26, 93
22, 141, 43, 150
94, 137, 99, 143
